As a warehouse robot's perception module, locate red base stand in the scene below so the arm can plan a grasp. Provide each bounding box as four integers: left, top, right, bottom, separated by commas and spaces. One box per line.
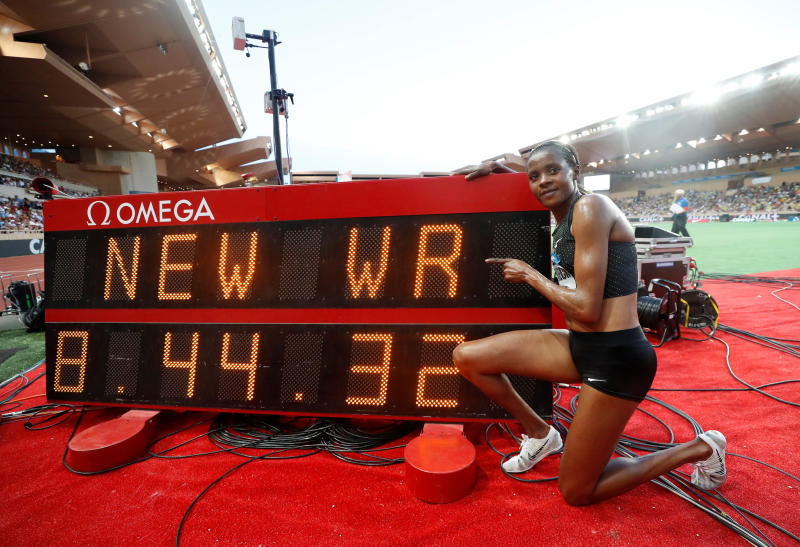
404, 423, 477, 503
65, 410, 161, 472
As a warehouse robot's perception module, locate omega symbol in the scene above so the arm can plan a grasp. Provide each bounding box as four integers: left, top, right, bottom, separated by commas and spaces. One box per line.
86, 201, 112, 226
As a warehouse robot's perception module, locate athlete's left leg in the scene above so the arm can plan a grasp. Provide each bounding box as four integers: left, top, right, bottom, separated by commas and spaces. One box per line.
557, 385, 713, 505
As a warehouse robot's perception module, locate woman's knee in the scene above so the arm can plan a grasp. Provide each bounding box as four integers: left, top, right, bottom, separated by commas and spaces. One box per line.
557, 475, 595, 506
452, 341, 481, 377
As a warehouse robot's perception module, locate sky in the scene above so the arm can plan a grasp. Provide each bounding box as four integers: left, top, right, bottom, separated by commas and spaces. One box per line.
203, 0, 800, 175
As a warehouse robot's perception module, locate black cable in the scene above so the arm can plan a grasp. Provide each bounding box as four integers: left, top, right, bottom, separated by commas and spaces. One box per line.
0, 359, 44, 390
1, 369, 45, 406
699, 273, 800, 286
710, 334, 800, 408
679, 322, 716, 342
207, 414, 417, 465
490, 385, 799, 545
59, 408, 155, 475
691, 484, 800, 543
650, 378, 800, 392
718, 323, 800, 358
651, 473, 776, 546
23, 404, 79, 430
174, 448, 291, 547
484, 423, 557, 483
170, 414, 417, 545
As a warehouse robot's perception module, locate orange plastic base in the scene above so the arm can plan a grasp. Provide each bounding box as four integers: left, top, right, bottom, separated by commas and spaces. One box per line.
404, 423, 477, 503
65, 410, 161, 472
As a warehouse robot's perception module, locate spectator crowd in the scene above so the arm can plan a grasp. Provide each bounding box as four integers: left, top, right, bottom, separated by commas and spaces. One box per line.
0, 195, 43, 232
1, 152, 60, 180
611, 182, 800, 219
1, 153, 98, 233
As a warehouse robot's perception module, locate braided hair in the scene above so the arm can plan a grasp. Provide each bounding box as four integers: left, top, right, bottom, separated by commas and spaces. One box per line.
527, 140, 590, 195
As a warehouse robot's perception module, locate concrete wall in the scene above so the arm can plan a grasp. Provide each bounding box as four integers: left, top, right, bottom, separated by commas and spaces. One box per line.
56, 148, 158, 195
56, 162, 124, 195
86, 149, 158, 194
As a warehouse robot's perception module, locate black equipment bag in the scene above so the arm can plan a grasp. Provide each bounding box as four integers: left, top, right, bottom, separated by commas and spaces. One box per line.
6, 281, 35, 313
22, 296, 45, 332
680, 289, 719, 330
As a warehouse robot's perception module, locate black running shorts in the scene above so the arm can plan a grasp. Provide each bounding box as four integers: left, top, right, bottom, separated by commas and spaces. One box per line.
568, 326, 657, 403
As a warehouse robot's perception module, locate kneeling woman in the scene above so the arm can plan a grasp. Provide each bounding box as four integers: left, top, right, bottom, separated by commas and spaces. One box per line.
453, 141, 726, 506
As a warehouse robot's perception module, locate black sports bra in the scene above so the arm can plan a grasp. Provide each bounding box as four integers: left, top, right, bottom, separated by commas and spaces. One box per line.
550, 197, 638, 298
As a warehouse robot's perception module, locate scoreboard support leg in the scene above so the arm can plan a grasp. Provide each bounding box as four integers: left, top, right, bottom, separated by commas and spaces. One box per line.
404, 423, 477, 503
65, 409, 161, 473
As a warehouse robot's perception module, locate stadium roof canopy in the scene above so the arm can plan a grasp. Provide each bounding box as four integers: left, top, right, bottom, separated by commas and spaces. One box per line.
0, 0, 273, 187
518, 56, 800, 176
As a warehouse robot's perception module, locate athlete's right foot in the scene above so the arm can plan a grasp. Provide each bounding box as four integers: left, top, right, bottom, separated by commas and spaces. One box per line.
502, 425, 563, 474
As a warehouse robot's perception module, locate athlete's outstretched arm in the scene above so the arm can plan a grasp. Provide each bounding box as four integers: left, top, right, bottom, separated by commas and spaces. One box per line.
486, 194, 614, 323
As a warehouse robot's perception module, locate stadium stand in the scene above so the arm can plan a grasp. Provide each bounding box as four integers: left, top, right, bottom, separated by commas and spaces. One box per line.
0, 195, 43, 233
0, 153, 99, 197
611, 181, 800, 221
1, 1, 274, 192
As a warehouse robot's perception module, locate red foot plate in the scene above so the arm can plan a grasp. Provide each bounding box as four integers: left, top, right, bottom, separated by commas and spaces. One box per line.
65, 410, 160, 472
404, 423, 477, 503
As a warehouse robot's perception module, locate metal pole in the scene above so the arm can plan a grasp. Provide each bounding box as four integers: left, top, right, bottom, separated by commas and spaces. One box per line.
264, 30, 285, 185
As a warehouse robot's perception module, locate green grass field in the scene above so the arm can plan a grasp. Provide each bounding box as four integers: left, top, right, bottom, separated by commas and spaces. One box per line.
648, 221, 800, 275
0, 327, 44, 385
1, 221, 798, 384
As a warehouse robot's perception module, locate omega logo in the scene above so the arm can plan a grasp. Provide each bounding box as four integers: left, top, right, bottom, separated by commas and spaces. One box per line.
86, 197, 215, 226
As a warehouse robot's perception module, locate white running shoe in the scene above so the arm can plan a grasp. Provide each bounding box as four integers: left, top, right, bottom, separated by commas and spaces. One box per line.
502, 426, 563, 474
691, 430, 727, 490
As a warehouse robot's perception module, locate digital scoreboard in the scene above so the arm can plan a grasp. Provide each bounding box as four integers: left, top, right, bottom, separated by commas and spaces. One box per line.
44, 174, 554, 421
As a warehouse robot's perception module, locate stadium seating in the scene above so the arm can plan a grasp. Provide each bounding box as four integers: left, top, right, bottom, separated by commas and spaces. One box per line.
610, 181, 800, 221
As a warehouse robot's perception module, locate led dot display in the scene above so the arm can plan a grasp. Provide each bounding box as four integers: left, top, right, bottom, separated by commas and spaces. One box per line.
345, 333, 393, 406
104, 236, 141, 300
218, 231, 258, 300
415, 334, 465, 408
278, 227, 322, 300
53, 330, 89, 393
219, 332, 260, 401
413, 224, 463, 298
279, 332, 323, 404
158, 234, 197, 300
45, 178, 554, 422
45, 323, 554, 421
346, 226, 391, 299
104, 330, 141, 398
161, 331, 199, 398
51, 238, 87, 301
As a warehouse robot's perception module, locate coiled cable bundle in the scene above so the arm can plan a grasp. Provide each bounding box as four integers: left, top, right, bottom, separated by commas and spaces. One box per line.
637, 278, 682, 347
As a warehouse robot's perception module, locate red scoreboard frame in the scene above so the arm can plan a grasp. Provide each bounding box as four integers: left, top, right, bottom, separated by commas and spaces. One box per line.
44, 174, 555, 422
